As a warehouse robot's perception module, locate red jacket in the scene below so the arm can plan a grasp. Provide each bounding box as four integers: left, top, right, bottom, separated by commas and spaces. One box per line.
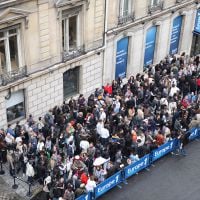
80, 172, 88, 184
104, 85, 112, 95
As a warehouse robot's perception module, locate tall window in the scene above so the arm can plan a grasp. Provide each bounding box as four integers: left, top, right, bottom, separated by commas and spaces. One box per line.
62, 9, 80, 52
0, 26, 21, 74
120, 0, 131, 17
150, 0, 160, 6
6, 90, 25, 123
63, 67, 79, 98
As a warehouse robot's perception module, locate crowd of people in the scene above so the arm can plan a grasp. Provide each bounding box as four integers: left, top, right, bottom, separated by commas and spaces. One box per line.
0, 53, 200, 200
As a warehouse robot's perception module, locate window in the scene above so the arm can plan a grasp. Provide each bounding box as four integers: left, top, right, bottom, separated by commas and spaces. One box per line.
63, 67, 79, 98
120, 0, 132, 17
6, 90, 25, 123
62, 9, 80, 52
0, 26, 21, 74
119, 0, 134, 24
150, 0, 160, 6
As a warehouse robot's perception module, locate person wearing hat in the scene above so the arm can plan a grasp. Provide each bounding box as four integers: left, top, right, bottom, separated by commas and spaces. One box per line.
71, 155, 87, 177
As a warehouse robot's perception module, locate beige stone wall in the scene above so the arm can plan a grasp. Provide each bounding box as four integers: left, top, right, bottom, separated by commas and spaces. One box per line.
0, 52, 103, 128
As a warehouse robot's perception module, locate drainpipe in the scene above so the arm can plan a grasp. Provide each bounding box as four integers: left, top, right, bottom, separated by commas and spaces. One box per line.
102, 0, 108, 86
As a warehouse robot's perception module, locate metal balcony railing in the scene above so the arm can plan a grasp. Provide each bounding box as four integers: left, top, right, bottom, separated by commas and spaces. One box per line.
0, 66, 27, 86
148, 1, 164, 14
118, 12, 135, 25
62, 45, 86, 62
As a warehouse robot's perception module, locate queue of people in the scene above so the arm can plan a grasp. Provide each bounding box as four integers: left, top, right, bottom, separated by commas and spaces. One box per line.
0, 53, 200, 200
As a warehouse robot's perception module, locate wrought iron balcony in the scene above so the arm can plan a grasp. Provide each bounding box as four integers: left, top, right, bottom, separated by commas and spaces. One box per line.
118, 12, 135, 25
148, 1, 164, 14
0, 66, 27, 86
62, 45, 86, 62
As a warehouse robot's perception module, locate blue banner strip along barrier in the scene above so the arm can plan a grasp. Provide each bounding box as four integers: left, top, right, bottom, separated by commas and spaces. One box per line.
151, 139, 177, 162
94, 170, 122, 199
76, 192, 91, 200
124, 154, 150, 179
188, 128, 200, 141
75, 128, 200, 200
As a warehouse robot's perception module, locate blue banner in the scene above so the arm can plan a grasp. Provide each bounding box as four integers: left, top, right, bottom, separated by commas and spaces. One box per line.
124, 154, 150, 179
95, 171, 122, 198
169, 16, 183, 55
194, 9, 200, 34
189, 128, 200, 141
115, 37, 129, 79
76, 192, 91, 200
144, 26, 157, 67
152, 139, 176, 162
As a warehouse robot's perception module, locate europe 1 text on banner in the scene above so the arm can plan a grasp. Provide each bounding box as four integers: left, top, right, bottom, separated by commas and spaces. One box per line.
144, 26, 157, 67
76, 192, 91, 200
124, 154, 150, 179
115, 37, 129, 79
169, 15, 183, 55
152, 139, 176, 162
194, 9, 200, 34
95, 171, 122, 198
189, 128, 200, 141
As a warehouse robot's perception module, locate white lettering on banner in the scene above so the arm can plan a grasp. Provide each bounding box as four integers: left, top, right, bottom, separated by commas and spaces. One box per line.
97, 175, 120, 194
190, 129, 198, 139
83, 194, 88, 200
172, 49, 177, 54
127, 157, 148, 175
154, 141, 174, 158
145, 41, 155, 49
116, 52, 127, 58
146, 60, 153, 65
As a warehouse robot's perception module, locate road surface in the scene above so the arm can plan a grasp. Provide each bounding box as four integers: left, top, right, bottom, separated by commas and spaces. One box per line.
101, 140, 200, 200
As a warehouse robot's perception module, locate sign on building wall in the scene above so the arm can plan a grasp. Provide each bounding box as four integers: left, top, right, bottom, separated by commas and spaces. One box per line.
194, 9, 200, 34
144, 26, 157, 67
115, 37, 129, 79
169, 16, 183, 55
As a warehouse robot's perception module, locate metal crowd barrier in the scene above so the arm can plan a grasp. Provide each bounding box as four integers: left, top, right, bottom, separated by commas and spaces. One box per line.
75, 127, 200, 200
12, 175, 33, 197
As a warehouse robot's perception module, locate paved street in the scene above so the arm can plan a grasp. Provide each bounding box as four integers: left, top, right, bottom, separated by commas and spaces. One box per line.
0, 162, 42, 200
101, 140, 200, 200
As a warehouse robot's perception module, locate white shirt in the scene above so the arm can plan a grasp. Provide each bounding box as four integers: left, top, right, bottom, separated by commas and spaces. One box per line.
169, 86, 180, 97
100, 128, 109, 139
100, 111, 106, 121
96, 122, 104, 135
15, 136, 22, 144
80, 140, 90, 151
160, 98, 168, 107
86, 179, 96, 192
168, 102, 177, 114
37, 141, 44, 152
5, 133, 14, 144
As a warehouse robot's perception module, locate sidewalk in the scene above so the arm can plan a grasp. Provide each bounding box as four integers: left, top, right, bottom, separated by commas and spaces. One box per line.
0, 162, 42, 200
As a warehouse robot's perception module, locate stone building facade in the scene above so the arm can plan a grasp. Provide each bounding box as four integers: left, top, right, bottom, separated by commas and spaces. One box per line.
104, 0, 200, 83
0, 0, 105, 128
0, 0, 200, 128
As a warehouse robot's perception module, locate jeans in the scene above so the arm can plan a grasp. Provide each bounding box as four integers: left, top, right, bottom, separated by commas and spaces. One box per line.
177, 140, 186, 156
